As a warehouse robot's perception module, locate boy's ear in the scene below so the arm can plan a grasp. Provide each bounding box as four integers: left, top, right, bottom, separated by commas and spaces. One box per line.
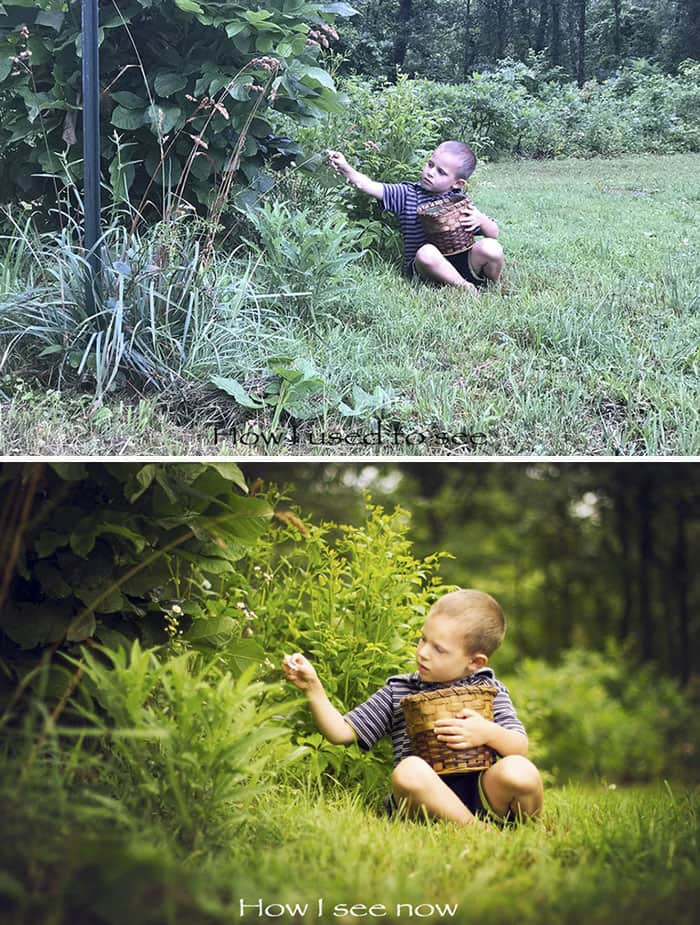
469, 653, 488, 670
453, 177, 466, 191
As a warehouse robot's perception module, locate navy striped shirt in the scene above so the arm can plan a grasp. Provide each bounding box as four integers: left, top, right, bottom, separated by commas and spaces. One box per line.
344, 667, 526, 767
382, 182, 482, 273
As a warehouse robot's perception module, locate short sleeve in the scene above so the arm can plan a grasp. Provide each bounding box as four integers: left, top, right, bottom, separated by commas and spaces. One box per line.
492, 686, 527, 737
343, 685, 395, 751
382, 183, 409, 215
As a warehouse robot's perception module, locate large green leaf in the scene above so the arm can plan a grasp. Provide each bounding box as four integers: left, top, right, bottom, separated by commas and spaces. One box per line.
111, 105, 145, 130
145, 102, 182, 136
210, 376, 265, 408
154, 72, 187, 97
1, 601, 73, 649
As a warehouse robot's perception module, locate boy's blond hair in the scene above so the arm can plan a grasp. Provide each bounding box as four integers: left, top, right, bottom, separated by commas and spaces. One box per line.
430, 588, 505, 656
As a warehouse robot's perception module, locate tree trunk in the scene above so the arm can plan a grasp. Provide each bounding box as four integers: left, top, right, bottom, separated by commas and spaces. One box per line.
637, 475, 654, 663
613, 476, 634, 643
535, 0, 549, 50
611, 0, 622, 59
550, 0, 562, 65
393, 0, 413, 71
674, 498, 690, 683
462, 0, 474, 77
577, 0, 586, 85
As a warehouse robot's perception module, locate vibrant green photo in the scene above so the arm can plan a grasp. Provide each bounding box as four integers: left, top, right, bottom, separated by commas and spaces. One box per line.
1, 461, 698, 924
1, 2, 698, 455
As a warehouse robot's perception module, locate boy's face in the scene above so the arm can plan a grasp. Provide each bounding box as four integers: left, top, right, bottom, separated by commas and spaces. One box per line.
415, 610, 485, 683
420, 146, 465, 194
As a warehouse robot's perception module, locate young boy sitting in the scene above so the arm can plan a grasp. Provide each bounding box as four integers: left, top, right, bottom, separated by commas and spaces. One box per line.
283, 588, 542, 826
326, 142, 503, 296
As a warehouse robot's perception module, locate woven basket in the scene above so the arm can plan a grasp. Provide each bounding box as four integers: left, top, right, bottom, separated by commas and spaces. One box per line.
416, 194, 475, 256
401, 685, 497, 775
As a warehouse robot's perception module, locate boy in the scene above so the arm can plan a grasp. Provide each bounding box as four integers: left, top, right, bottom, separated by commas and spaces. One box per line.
283, 589, 543, 826
326, 142, 503, 296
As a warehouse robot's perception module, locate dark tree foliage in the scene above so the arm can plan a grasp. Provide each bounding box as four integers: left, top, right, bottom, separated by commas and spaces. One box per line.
338, 0, 699, 84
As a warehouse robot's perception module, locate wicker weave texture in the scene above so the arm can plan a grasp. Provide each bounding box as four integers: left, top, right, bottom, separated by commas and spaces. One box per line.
401, 685, 497, 775
417, 195, 475, 256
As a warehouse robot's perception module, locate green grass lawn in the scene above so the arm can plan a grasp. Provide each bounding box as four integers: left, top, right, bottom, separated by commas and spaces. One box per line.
3, 781, 698, 925
1, 153, 698, 456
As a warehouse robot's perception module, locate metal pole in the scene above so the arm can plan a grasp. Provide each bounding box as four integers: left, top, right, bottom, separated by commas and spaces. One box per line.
81, 0, 101, 310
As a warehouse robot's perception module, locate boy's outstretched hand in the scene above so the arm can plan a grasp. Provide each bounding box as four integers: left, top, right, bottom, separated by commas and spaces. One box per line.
282, 652, 320, 690
326, 149, 351, 177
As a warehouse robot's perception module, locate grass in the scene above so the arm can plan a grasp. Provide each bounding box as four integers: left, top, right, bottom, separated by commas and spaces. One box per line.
2, 771, 698, 925
2, 153, 699, 456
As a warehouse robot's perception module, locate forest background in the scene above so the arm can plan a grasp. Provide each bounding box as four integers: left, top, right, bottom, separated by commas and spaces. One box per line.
1, 461, 698, 924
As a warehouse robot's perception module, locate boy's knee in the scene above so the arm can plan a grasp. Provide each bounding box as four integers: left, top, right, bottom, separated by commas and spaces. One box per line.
496, 755, 541, 793
414, 244, 443, 271
391, 756, 434, 794
474, 239, 503, 262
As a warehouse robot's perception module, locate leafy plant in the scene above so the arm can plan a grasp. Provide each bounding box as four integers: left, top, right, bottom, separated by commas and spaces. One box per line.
241, 198, 365, 317
0, 461, 273, 693
0, 0, 358, 214
0, 207, 260, 399
60, 642, 302, 849
509, 645, 700, 784
212, 354, 329, 427
227, 495, 454, 790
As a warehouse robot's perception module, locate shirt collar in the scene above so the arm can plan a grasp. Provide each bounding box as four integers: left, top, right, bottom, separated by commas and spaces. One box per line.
408, 666, 495, 690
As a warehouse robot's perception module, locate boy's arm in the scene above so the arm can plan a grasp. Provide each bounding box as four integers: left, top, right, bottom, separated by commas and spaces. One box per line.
434, 708, 528, 757
282, 653, 357, 745
326, 150, 384, 200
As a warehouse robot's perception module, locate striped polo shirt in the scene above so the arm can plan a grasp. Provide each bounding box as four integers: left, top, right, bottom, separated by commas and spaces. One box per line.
344, 667, 526, 767
382, 182, 482, 274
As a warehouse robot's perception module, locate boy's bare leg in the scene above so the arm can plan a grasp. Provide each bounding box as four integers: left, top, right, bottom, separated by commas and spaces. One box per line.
391, 757, 482, 825
414, 244, 479, 294
480, 755, 543, 818
468, 239, 504, 282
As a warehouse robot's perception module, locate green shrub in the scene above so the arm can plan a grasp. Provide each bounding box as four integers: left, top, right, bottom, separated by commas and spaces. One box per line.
0, 0, 355, 215
229, 497, 453, 794
64, 641, 300, 849
241, 199, 365, 317
0, 461, 273, 692
508, 646, 700, 784
293, 62, 700, 173
296, 72, 448, 260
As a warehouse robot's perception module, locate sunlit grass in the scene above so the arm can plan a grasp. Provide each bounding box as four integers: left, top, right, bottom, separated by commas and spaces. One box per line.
2, 767, 698, 925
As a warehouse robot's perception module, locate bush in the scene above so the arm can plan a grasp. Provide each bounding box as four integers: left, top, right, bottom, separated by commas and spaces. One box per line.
230, 496, 454, 795
66, 642, 300, 849
292, 62, 700, 172
0, 0, 355, 215
508, 646, 700, 784
241, 199, 365, 317
295, 72, 448, 260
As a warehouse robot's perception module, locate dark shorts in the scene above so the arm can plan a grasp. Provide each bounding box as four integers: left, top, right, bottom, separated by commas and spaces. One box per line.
385, 770, 512, 825
409, 248, 487, 289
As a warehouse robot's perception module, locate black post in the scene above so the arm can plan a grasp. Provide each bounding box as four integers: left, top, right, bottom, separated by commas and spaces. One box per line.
81, 0, 101, 310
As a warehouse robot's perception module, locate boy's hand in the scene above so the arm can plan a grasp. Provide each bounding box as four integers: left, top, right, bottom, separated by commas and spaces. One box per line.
459, 204, 485, 232
282, 652, 320, 691
326, 149, 352, 177
434, 708, 492, 750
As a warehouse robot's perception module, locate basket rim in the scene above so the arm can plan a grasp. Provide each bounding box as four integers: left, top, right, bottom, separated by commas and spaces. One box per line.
416, 193, 472, 216
400, 683, 498, 705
